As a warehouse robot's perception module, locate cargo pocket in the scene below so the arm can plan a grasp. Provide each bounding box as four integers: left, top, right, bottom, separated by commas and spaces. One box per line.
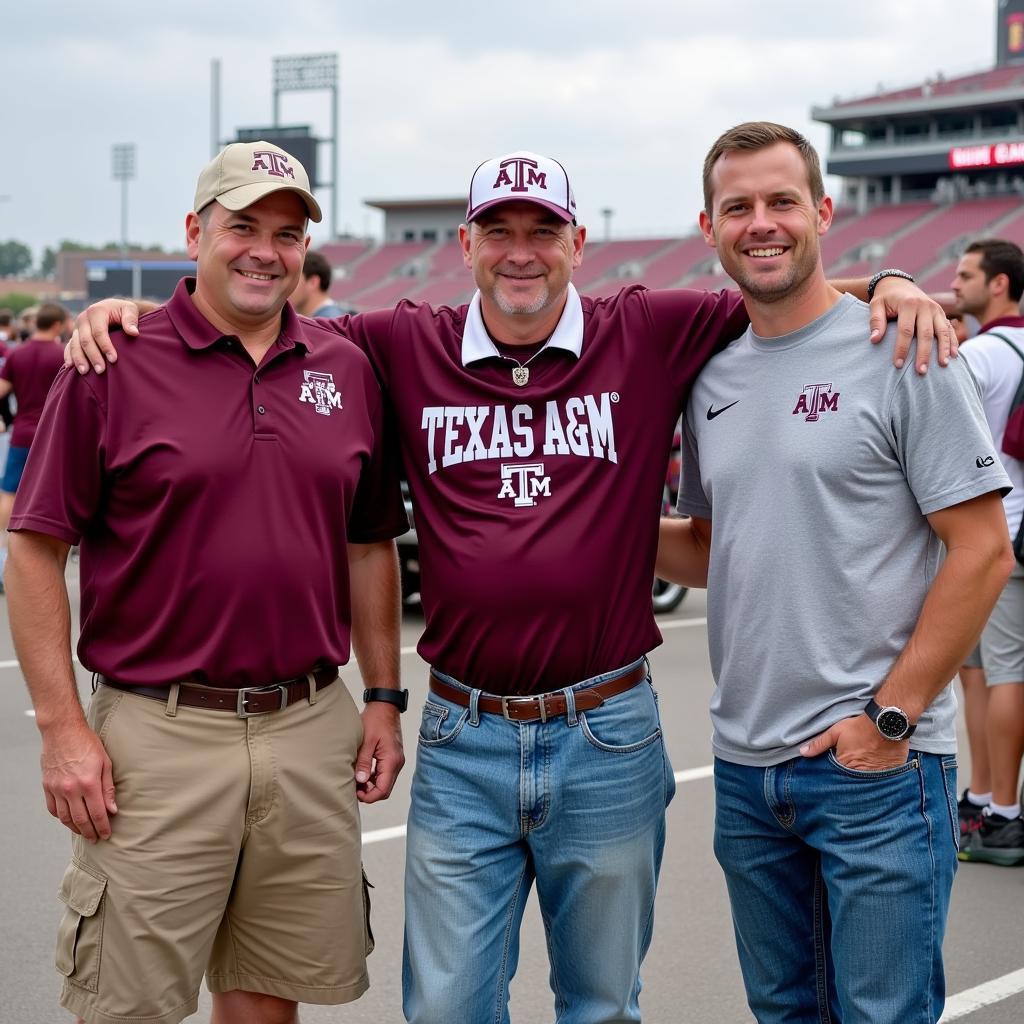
55, 860, 107, 993
361, 866, 375, 957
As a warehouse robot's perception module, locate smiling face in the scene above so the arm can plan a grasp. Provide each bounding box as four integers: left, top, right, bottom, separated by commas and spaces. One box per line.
699, 141, 831, 306
461, 200, 585, 325
186, 193, 309, 333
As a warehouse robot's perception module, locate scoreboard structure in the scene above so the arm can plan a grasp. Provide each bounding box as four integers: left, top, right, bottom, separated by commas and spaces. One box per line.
813, 1, 1024, 211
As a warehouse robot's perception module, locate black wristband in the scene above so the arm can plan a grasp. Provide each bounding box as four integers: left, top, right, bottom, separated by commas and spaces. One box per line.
866, 268, 914, 301
362, 687, 409, 712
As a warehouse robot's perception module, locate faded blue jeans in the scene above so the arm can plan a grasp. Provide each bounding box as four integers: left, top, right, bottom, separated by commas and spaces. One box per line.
402, 659, 676, 1024
714, 751, 959, 1024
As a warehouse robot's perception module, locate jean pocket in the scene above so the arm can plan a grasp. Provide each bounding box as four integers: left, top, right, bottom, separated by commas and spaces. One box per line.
580, 681, 662, 753
418, 698, 469, 747
55, 860, 107, 993
940, 755, 960, 851
826, 749, 918, 779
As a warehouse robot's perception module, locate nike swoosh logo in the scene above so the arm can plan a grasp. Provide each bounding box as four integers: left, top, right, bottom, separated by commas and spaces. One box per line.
707, 401, 739, 421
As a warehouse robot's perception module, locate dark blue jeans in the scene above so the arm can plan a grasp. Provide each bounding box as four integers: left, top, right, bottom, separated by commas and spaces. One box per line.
714, 751, 959, 1024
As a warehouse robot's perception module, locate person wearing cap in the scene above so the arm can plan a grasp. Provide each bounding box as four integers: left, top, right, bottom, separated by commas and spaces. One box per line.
7, 141, 408, 1024
68, 149, 955, 1024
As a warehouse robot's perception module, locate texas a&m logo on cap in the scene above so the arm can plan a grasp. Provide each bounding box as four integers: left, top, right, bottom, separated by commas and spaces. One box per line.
252, 150, 296, 180
298, 371, 342, 416
493, 156, 547, 193
467, 150, 577, 223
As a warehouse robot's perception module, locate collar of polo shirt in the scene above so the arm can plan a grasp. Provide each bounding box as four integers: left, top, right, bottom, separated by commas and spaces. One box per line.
166, 279, 317, 354
460, 283, 584, 366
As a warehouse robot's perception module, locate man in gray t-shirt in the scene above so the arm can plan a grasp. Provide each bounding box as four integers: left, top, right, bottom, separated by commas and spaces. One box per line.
658, 122, 1014, 1024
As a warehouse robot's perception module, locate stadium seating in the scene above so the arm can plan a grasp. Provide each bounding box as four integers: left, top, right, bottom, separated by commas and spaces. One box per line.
322, 195, 1024, 312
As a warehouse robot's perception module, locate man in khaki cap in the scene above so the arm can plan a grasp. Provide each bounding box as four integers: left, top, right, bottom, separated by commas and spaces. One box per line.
7, 140, 409, 1024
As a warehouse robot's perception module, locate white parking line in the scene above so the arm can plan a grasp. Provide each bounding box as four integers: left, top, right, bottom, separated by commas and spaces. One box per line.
363, 763, 714, 846
940, 968, 1024, 1021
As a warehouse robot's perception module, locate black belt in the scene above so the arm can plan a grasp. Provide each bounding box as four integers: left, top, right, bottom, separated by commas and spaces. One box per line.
428, 662, 648, 723
97, 667, 339, 718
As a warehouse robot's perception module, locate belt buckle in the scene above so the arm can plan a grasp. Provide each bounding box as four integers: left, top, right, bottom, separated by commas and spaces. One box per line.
500, 695, 546, 723
236, 684, 289, 718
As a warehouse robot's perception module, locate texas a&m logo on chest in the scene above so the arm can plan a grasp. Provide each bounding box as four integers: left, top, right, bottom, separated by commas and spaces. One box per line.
792, 383, 840, 422
420, 392, 620, 506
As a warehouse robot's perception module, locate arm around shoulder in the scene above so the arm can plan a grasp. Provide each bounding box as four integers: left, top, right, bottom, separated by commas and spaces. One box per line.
656, 515, 712, 589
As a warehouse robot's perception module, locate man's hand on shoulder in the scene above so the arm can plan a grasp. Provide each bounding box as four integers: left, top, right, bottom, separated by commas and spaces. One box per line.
799, 712, 910, 771
65, 298, 150, 375
355, 700, 405, 804
40, 718, 117, 842
868, 276, 958, 375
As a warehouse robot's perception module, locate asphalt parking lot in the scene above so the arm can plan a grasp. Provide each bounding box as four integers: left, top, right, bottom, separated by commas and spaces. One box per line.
1, 574, 1022, 1023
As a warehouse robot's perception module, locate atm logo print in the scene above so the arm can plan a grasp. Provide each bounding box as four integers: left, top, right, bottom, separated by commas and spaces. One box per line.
498, 463, 552, 507
792, 383, 840, 422
299, 371, 342, 416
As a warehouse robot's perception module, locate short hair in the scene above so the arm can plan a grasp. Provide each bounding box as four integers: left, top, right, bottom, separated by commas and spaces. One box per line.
964, 238, 1024, 302
302, 250, 332, 291
702, 121, 825, 217
0, 310, 12, 328
35, 303, 70, 332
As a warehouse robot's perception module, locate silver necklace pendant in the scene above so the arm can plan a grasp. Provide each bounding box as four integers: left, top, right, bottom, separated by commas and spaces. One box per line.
512, 365, 530, 387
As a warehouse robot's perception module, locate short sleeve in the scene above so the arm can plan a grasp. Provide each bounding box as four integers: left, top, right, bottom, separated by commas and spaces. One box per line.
8, 368, 107, 545
346, 371, 409, 544
888, 343, 1011, 516
643, 288, 748, 399
675, 398, 712, 519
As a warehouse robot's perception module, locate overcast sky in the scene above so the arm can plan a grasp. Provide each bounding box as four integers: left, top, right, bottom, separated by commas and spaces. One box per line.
2, 0, 999, 263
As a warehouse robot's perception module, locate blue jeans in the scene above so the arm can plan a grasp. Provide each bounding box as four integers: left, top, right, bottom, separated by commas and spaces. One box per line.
714, 751, 959, 1024
403, 660, 676, 1024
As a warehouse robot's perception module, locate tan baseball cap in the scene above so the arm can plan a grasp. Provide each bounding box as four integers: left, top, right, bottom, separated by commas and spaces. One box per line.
194, 141, 322, 222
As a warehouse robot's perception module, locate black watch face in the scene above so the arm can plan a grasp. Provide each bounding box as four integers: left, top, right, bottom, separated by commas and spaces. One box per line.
876, 709, 909, 739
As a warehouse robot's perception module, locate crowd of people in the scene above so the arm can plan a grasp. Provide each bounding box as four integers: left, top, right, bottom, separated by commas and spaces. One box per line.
2, 126, 1021, 1024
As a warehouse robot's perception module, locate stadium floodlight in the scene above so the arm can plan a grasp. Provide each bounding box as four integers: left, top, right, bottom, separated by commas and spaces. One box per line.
273, 53, 337, 93
272, 53, 340, 239
111, 143, 136, 259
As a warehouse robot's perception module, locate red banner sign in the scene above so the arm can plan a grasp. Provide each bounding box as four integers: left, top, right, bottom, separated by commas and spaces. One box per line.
949, 142, 1024, 169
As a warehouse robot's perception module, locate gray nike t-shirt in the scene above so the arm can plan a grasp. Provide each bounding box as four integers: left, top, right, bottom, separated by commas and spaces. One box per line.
678, 293, 1012, 767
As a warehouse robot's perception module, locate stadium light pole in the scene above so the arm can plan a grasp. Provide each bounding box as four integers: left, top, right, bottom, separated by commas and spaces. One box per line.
601, 207, 614, 241
272, 53, 339, 239
111, 144, 136, 260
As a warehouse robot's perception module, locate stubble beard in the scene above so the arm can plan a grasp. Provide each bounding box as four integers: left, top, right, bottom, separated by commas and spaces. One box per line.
491, 279, 551, 316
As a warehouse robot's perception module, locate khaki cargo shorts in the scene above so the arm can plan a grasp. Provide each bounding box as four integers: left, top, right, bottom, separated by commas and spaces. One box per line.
57, 678, 373, 1024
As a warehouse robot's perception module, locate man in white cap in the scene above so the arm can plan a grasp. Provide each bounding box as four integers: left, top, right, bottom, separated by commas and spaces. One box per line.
8, 141, 408, 1024
69, 148, 955, 1024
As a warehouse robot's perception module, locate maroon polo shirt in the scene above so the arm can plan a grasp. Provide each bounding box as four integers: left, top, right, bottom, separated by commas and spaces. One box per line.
10, 279, 407, 687
0, 337, 65, 447
331, 284, 748, 694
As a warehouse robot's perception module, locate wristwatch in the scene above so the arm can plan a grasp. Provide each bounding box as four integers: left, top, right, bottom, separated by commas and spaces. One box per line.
864, 698, 916, 741
866, 268, 915, 301
362, 687, 409, 713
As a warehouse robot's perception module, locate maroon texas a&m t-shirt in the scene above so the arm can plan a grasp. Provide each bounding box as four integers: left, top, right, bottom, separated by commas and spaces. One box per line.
334, 283, 747, 694
0, 337, 65, 447
10, 279, 407, 687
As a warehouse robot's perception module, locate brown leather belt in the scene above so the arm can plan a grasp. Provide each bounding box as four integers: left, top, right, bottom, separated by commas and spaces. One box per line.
97, 667, 339, 718
428, 662, 648, 723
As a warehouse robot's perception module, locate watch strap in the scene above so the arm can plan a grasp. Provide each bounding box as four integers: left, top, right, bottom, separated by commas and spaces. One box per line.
864, 698, 916, 739
363, 687, 409, 712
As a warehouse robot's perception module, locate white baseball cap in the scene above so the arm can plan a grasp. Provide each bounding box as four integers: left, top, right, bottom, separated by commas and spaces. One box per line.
194, 141, 322, 222
466, 150, 576, 224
